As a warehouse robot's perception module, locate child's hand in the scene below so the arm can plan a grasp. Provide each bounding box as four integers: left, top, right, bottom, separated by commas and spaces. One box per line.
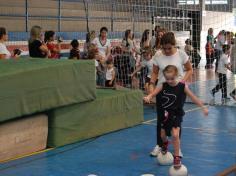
202, 107, 209, 116
148, 84, 155, 94
109, 81, 113, 85
143, 95, 152, 103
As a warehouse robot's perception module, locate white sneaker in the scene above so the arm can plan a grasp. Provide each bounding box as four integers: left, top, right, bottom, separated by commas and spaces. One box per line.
150, 145, 161, 157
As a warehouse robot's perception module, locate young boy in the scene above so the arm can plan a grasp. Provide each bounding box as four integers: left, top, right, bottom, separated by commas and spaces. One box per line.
144, 65, 208, 169
105, 60, 116, 87
131, 46, 154, 92
211, 44, 231, 102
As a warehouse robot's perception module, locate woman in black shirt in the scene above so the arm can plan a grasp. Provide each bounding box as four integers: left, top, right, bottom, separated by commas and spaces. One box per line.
28, 26, 49, 58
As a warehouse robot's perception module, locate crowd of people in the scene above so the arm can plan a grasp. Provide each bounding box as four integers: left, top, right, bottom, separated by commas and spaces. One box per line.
0, 25, 236, 99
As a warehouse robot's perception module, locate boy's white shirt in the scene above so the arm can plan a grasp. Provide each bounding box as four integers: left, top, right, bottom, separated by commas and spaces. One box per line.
217, 53, 229, 74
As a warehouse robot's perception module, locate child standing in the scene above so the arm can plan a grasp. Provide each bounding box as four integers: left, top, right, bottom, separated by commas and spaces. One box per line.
205, 28, 215, 69
105, 60, 115, 87
87, 43, 106, 87
131, 46, 154, 92
211, 44, 231, 102
144, 65, 208, 169
69, 39, 80, 60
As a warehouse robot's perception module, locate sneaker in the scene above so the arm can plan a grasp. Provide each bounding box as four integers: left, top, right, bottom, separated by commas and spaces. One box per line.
150, 145, 161, 157
161, 141, 169, 154
230, 93, 236, 101
173, 156, 182, 169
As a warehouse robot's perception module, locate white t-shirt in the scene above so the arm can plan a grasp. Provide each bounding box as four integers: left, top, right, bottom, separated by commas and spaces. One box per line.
0, 43, 11, 59
92, 37, 111, 59
106, 67, 114, 81
153, 50, 189, 86
141, 59, 154, 78
217, 53, 229, 74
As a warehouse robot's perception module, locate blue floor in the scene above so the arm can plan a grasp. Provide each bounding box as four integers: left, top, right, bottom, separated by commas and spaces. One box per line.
0, 104, 236, 176
188, 78, 236, 107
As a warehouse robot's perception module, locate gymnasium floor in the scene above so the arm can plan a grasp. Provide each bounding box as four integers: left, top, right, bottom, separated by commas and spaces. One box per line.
0, 69, 236, 176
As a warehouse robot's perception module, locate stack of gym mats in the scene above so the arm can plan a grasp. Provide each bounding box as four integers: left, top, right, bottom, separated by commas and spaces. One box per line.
47, 88, 143, 147
0, 58, 143, 161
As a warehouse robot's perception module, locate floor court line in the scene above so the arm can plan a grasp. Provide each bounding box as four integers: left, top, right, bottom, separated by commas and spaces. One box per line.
142, 105, 209, 124
143, 123, 236, 136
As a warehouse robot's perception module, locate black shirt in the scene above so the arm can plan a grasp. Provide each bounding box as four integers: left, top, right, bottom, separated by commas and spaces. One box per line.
29, 40, 47, 58
160, 82, 186, 117
69, 48, 80, 60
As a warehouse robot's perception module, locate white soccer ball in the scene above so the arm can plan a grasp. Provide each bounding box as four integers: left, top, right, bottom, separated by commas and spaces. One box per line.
169, 164, 188, 176
157, 151, 174, 165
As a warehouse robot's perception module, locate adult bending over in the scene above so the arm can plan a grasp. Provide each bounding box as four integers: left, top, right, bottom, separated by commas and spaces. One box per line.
148, 32, 193, 157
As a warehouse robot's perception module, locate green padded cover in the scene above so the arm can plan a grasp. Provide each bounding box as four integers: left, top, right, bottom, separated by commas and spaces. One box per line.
48, 89, 144, 147
0, 59, 96, 122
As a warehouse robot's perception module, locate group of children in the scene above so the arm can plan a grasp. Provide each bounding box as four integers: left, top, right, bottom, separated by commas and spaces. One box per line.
211, 43, 236, 102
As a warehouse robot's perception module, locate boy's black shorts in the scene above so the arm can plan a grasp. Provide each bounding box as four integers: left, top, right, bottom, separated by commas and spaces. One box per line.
160, 111, 183, 136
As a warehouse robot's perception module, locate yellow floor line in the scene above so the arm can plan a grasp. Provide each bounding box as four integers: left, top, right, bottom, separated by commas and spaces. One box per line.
0, 148, 54, 164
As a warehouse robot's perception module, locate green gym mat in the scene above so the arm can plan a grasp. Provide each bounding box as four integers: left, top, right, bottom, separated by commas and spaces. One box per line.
47, 89, 144, 147
0, 59, 96, 123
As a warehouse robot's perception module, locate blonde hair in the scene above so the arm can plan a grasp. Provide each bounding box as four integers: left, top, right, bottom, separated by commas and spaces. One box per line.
90, 31, 96, 41
163, 65, 178, 76
29, 25, 42, 44
87, 43, 99, 60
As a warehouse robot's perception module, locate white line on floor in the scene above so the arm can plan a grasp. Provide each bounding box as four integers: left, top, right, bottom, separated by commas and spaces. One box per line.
142, 105, 209, 124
